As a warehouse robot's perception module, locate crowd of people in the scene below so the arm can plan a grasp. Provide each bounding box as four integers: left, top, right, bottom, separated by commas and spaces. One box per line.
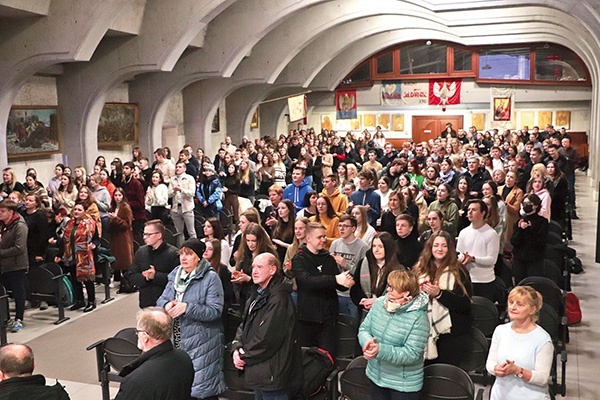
0, 121, 578, 399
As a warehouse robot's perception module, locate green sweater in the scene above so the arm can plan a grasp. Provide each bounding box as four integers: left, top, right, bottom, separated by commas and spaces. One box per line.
358, 291, 430, 393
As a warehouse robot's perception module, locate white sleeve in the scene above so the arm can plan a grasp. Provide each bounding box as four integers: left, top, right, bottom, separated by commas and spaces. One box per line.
528, 341, 554, 386
486, 327, 501, 376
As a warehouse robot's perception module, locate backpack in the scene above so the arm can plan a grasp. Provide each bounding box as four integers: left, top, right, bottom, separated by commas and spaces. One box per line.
61, 276, 75, 307
568, 256, 584, 274
301, 347, 336, 398
565, 292, 582, 325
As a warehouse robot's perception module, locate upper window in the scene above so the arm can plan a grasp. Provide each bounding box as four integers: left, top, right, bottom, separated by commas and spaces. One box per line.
535, 45, 588, 82
478, 48, 530, 80
453, 47, 473, 72
400, 43, 447, 75
376, 52, 394, 75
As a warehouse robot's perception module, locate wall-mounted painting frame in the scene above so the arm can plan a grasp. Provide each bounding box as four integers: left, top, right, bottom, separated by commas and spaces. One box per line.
212, 108, 220, 133
250, 109, 259, 130
493, 97, 511, 121
6, 106, 61, 159
555, 111, 571, 129
538, 111, 552, 128
98, 103, 138, 147
392, 114, 405, 131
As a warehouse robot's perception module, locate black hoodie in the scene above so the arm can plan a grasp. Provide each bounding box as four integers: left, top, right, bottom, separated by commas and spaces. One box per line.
292, 244, 345, 323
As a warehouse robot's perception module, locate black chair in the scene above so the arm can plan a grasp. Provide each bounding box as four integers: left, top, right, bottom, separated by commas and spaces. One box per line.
339, 356, 370, 400
527, 259, 562, 287
546, 231, 564, 246
456, 327, 489, 386
548, 220, 565, 238
87, 331, 142, 400
163, 227, 178, 247
0, 284, 8, 345
422, 363, 484, 400
470, 296, 499, 340
96, 246, 115, 304
538, 304, 567, 398
114, 327, 138, 344
27, 263, 70, 325
335, 314, 360, 369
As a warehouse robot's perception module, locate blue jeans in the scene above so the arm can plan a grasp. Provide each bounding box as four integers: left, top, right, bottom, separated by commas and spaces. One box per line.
255, 389, 289, 400
338, 296, 359, 320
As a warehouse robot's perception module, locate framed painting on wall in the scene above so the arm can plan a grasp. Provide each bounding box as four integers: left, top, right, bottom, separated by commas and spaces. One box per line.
377, 114, 390, 130
98, 103, 139, 147
392, 114, 405, 131
211, 108, 220, 133
555, 111, 571, 129
250, 109, 259, 130
538, 111, 552, 128
363, 114, 376, 129
471, 113, 485, 130
493, 97, 511, 121
349, 116, 361, 131
6, 106, 61, 158
519, 111, 535, 129
321, 115, 333, 131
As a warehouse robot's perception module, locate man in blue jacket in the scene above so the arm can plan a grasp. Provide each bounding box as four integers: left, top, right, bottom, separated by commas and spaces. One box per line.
283, 166, 310, 213
349, 170, 381, 228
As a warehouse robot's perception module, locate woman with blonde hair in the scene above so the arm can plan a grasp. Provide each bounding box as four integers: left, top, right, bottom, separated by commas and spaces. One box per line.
486, 286, 553, 400
414, 231, 472, 365
527, 173, 552, 221
351, 205, 376, 246
380, 189, 406, 239
0, 167, 25, 198
73, 166, 88, 190
53, 175, 78, 214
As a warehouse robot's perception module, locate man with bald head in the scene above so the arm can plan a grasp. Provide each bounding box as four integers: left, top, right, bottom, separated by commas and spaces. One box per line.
115, 307, 194, 400
232, 253, 303, 399
0, 343, 70, 399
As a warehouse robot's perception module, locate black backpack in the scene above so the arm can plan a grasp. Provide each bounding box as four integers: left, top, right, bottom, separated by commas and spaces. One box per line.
300, 347, 336, 398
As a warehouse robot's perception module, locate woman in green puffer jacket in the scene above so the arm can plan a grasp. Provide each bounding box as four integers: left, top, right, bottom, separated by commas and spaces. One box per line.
358, 269, 430, 399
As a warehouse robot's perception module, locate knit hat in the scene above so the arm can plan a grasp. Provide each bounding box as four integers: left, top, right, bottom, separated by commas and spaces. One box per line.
204, 164, 216, 174
181, 239, 206, 259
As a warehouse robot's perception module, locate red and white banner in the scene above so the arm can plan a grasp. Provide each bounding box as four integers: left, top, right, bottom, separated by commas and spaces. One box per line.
336, 89, 357, 119
428, 78, 462, 106
401, 81, 429, 105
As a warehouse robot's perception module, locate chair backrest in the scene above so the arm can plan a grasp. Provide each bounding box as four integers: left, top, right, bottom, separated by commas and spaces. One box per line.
422, 363, 475, 400
163, 228, 178, 247
538, 303, 560, 344
102, 337, 141, 373
546, 231, 564, 245
527, 260, 562, 287
456, 327, 489, 373
470, 296, 499, 338
517, 276, 563, 315
340, 356, 370, 400
336, 314, 360, 360
547, 220, 564, 237
40, 262, 63, 277
27, 267, 56, 294
114, 327, 138, 345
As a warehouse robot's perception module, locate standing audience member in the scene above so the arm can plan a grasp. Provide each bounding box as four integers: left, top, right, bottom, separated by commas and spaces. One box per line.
310, 195, 340, 250
144, 170, 169, 225
122, 162, 146, 239
499, 171, 524, 243
89, 174, 111, 236
115, 307, 194, 400
456, 199, 501, 303
169, 161, 197, 247
52, 175, 78, 214
201, 217, 231, 266
414, 231, 473, 366
0, 344, 70, 400
292, 222, 355, 357
203, 239, 233, 331
358, 269, 429, 400
283, 167, 310, 212
321, 175, 348, 215
221, 164, 240, 225
351, 205, 377, 246
128, 220, 180, 308
196, 165, 223, 218
349, 170, 381, 228
232, 253, 303, 400
0, 199, 28, 332
108, 187, 134, 292
395, 214, 423, 269
60, 203, 97, 313
486, 286, 553, 400
271, 200, 296, 262
23, 194, 50, 269
157, 239, 226, 400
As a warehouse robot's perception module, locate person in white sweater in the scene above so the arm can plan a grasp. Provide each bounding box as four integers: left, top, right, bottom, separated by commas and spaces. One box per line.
456, 199, 500, 303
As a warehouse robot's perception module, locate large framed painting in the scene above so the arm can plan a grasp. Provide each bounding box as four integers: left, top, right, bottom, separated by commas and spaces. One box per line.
6, 106, 61, 158
212, 108, 220, 133
98, 103, 139, 147
250, 109, 259, 130
392, 114, 405, 131
493, 97, 511, 121
538, 111, 552, 128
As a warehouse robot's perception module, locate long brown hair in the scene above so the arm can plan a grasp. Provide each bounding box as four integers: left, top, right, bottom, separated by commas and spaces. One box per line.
273, 200, 295, 243
206, 238, 223, 273
413, 231, 470, 297
365, 232, 404, 296
235, 223, 277, 270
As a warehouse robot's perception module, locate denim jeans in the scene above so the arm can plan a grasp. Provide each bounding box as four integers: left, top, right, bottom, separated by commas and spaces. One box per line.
338, 295, 359, 320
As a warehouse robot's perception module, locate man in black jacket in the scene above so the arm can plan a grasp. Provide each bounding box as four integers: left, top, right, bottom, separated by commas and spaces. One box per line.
0, 344, 70, 400
292, 222, 354, 357
115, 307, 194, 400
127, 220, 180, 308
232, 253, 303, 399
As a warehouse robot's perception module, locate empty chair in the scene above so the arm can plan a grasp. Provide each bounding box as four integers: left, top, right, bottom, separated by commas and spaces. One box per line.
527, 259, 562, 287
547, 220, 564, 238
27, 262, 70, 325
87, 332, 142, 400
455, 327, 489, 386
339, 356, 370, 400
114, 327, 138, 345
470, 296, 500, 340
422, 363, 484, 400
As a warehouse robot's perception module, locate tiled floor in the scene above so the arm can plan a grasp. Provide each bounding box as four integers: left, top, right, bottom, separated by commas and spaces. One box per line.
10, 171, 600, 399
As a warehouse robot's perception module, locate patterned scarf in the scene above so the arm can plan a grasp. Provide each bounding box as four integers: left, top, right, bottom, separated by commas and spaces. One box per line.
420, 269, 454, 360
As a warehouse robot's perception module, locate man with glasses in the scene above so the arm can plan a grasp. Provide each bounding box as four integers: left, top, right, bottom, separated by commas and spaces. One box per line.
330, 215, 369, 319
127, 220, 180, 308
231, 253, 303, 400
115, 307, 194, 400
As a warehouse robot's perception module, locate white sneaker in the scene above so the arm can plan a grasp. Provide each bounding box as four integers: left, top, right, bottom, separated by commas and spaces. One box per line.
11, 319, 23, 333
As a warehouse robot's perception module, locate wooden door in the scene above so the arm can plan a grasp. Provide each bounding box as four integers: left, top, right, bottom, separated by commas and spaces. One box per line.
412, 115, 464, 144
